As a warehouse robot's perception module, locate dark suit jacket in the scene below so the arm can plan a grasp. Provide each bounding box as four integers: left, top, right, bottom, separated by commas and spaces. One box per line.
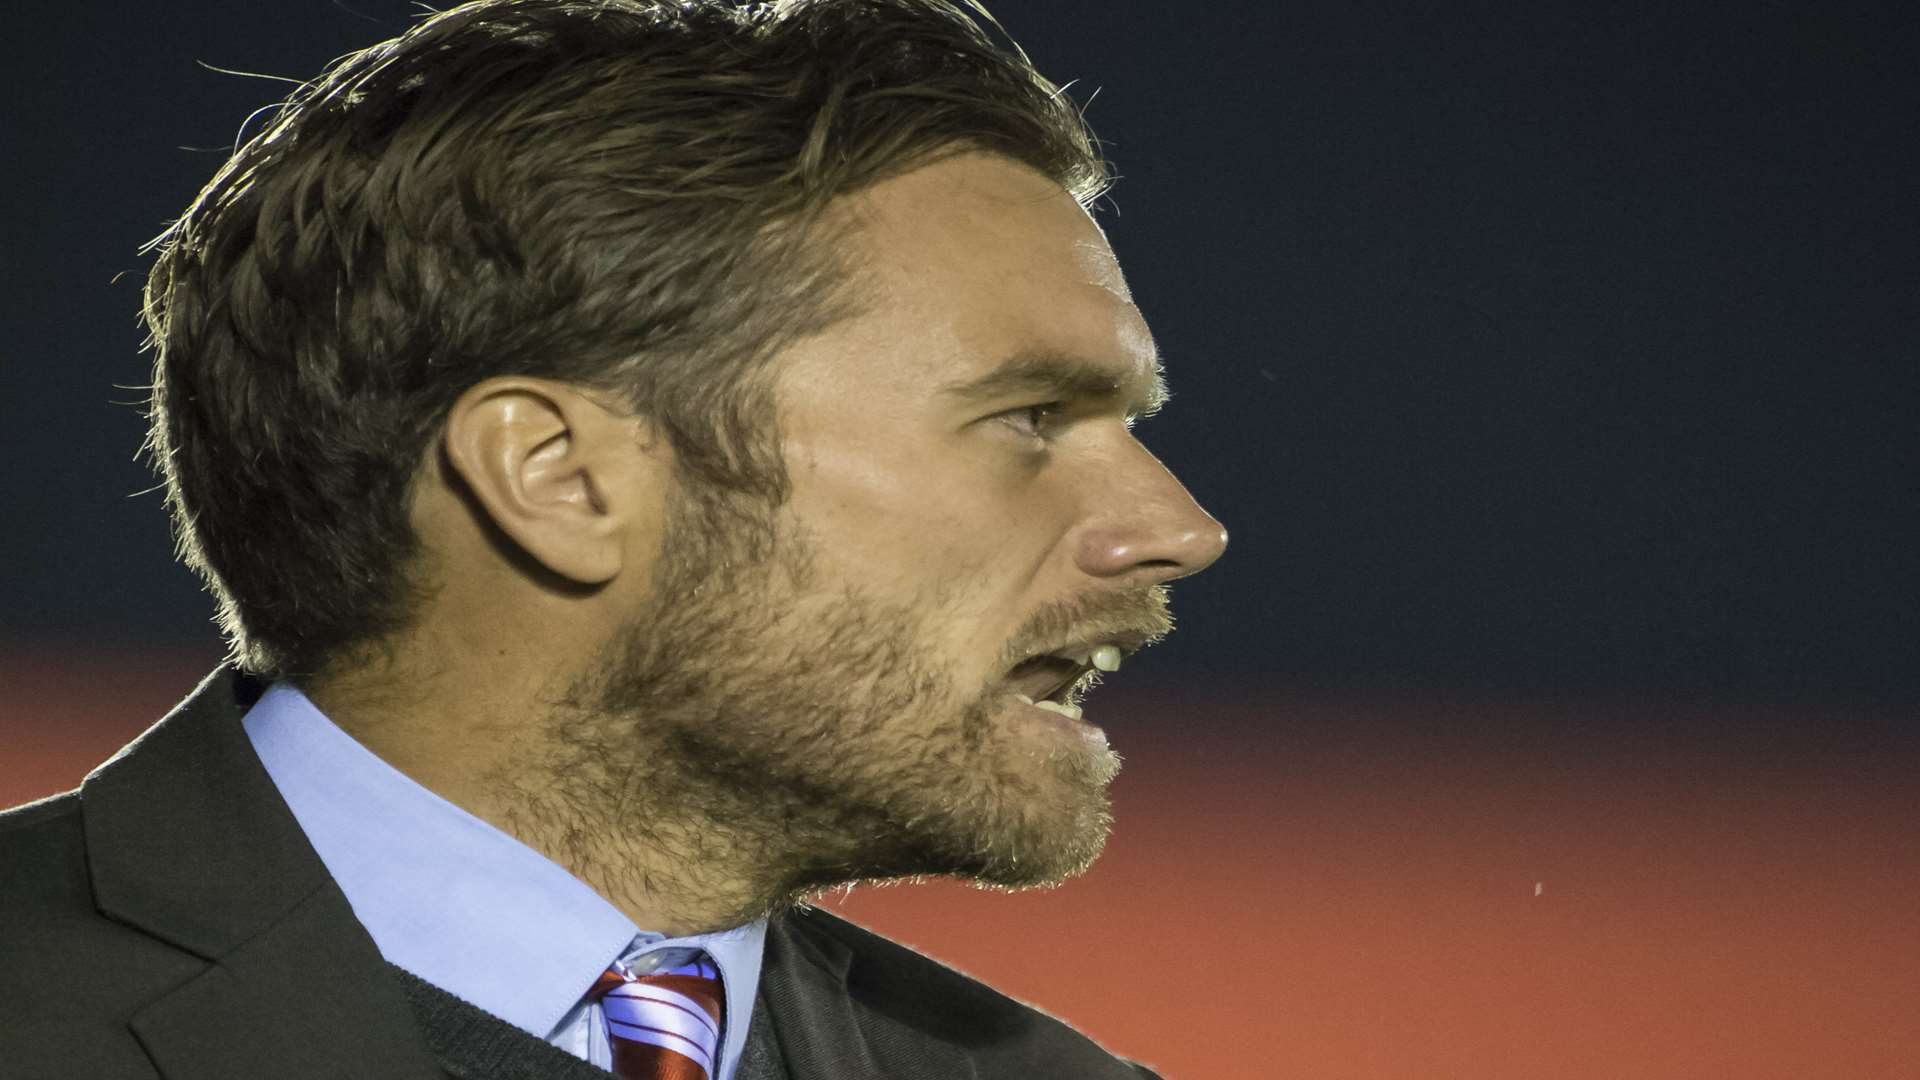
0, 667, 1162, 1079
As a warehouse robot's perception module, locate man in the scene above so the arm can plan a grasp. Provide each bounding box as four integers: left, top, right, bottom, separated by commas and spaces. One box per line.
0, 1, 1225, 1076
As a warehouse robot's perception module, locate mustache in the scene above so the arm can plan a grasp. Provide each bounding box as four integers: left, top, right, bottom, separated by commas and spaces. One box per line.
1000, 585, 1176, 669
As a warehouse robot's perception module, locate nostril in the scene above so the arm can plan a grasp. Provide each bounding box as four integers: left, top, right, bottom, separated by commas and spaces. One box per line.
1163, 522, 1228, 580
1073, 497, 1226, 581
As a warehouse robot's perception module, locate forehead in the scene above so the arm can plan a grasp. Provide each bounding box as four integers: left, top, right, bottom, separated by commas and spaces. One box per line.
801, 152, 1162, 408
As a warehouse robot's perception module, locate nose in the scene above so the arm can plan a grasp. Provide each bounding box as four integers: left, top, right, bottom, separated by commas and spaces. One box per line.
1072, 442, 1229, 586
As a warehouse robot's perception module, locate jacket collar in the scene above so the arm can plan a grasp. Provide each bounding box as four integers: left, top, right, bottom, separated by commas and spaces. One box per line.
80, 666, 441, 1079
83, 667, 317, 957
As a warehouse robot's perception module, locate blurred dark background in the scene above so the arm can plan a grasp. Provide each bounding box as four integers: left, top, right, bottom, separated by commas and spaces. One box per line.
5, 3, 1917, 1077
6, 0, 1915, 704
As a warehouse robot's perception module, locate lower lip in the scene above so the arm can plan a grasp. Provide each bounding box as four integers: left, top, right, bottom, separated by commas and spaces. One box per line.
1013, 696, 1108, 746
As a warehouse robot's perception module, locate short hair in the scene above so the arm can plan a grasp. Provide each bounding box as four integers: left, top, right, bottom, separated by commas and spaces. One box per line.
142, 0, 1110, 681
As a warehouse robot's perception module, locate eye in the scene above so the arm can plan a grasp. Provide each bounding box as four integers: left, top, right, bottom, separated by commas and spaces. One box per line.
997, 402, 1064, 440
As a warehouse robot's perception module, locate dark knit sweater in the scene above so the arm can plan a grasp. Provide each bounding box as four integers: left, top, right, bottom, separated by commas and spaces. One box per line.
389, 963, 790, 1080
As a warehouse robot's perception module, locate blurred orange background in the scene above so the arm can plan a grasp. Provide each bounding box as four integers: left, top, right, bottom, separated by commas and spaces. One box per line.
4, 649, 1915, 1078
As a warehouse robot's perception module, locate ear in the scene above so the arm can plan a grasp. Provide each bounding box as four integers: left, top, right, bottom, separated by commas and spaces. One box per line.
440, 377, 662, 586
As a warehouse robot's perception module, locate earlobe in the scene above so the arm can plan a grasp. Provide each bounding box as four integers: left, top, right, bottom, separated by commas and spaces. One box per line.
440, 378, 650, 586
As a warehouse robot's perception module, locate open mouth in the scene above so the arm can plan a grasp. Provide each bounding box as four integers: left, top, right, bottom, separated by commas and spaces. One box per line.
998, 639, 1136, 722
1004, 654, 1093, 705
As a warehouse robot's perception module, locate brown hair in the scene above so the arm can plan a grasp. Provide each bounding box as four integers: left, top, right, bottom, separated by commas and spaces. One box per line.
142, 0, 1110, 681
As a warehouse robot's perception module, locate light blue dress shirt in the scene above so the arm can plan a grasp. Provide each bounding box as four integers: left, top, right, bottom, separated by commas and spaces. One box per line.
241, 683, 766, 1079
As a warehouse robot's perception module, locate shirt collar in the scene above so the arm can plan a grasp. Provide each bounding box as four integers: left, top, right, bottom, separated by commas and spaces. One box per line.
241, 682, 766, 1043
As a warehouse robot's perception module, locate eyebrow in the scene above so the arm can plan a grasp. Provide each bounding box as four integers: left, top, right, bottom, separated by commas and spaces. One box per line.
938, 348, 1170, 420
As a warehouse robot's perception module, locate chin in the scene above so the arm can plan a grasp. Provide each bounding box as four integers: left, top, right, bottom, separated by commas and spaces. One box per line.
965, 825, 1113, 891
926, 761, 1120, 890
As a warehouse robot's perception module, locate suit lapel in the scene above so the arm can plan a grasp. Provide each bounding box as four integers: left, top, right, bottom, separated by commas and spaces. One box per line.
129, 882, 442, 1078
733, 992, 793, 1080
757, 908, 977, 1080
81, 667, 441, 1079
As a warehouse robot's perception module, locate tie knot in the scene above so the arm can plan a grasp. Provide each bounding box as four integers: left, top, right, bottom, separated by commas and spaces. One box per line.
594, 951, 726, 1080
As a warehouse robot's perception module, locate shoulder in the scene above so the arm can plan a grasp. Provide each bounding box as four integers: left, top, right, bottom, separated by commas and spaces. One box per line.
0, 792, 205, 1077
771, 906, 1164, 1078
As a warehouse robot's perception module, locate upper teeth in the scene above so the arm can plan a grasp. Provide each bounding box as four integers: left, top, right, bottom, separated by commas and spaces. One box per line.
1057, 644, 1124, 672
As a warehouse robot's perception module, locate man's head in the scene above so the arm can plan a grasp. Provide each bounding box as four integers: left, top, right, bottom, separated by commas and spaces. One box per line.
144, 0, 1110, 681
144, 0, 1225, 918
538, 154, 1225, 916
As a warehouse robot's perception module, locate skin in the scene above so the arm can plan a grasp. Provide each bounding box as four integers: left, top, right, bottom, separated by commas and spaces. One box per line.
307, 152, 1227, 936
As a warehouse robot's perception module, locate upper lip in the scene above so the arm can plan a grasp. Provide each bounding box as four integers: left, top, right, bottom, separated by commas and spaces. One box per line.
1004, 630, 1157, 702
1026, 630, 1154, 667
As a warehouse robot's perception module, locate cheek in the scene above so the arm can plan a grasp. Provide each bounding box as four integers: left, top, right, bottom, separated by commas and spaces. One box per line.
784, 436, 1057, 590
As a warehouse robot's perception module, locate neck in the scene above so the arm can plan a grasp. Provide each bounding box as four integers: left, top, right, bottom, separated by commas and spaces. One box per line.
304, 665, 786, 938
485, 717, 802, 936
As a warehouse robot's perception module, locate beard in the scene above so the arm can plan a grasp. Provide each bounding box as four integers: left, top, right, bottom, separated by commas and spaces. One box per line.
540, 480, 1165, 925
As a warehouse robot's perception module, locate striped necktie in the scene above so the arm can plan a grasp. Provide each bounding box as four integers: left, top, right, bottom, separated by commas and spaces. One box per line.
592, 950, 726, 1080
